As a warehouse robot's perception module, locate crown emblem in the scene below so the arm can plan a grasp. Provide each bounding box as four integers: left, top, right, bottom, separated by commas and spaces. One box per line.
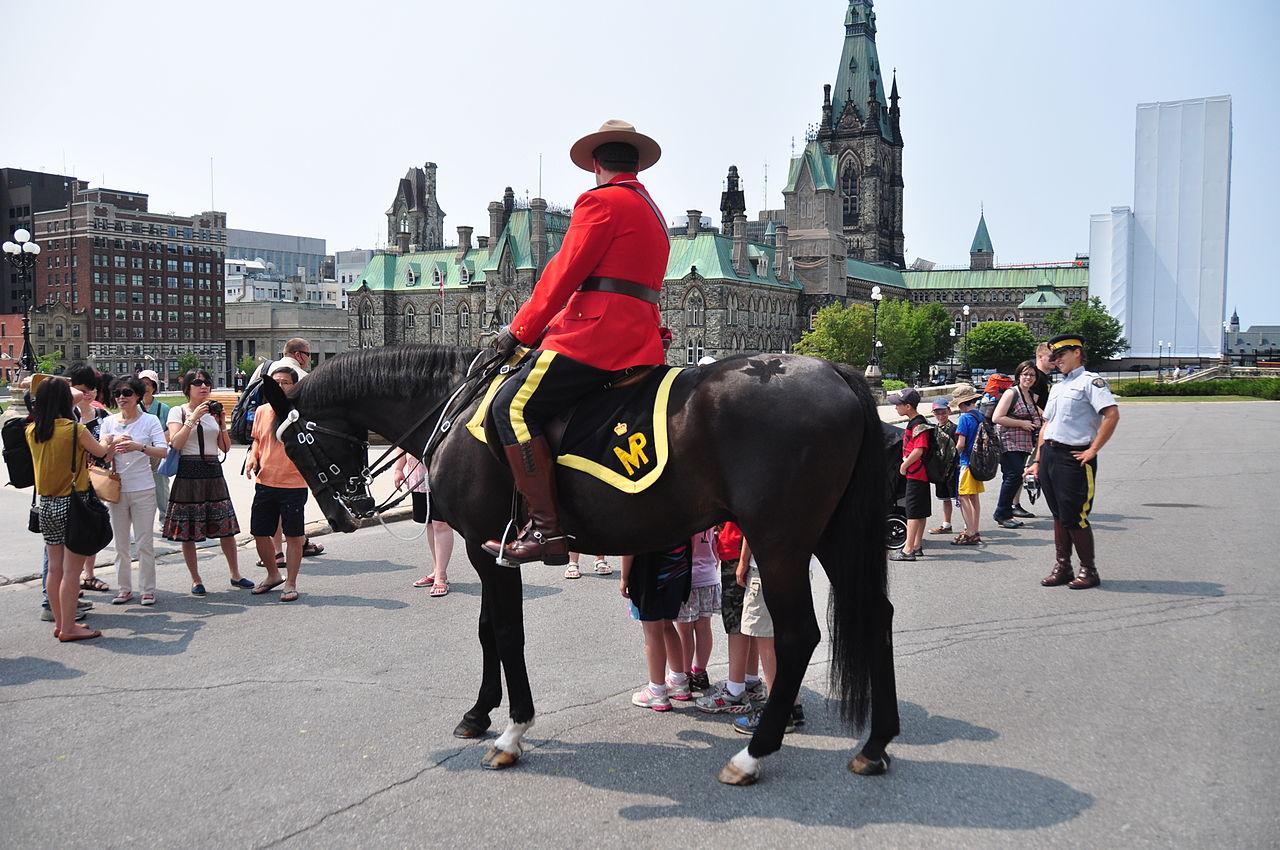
613, 422, 628, 436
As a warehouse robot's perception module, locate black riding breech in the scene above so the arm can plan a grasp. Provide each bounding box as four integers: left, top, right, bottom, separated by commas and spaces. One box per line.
491, 349, 612, 447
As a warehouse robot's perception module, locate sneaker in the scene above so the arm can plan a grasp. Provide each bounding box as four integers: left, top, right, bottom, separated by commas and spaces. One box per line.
140, 593, 156, 606
889, 549, 916, 561
689, 670, 711, 693
77, 599, 93, 610
1011, 505, 1036, 519
191, 583, 206, 597
112, 591, 134, 605
694, 682, 752, 714
732, 705, 805, 735
995, 518, 1024, 529
665, 676, 692, 702
39, 607, 54, 622
745, 679, 768, 703
631, 686, 672, 712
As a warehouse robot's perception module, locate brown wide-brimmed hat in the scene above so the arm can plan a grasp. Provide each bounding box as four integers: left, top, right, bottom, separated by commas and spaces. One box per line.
950, 383, 983, 406
569, 119, 662, 172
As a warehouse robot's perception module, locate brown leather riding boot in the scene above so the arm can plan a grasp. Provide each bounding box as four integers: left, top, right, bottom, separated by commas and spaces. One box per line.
1040, 521, 1075, 587
1066, 526, 1100, 589
482, 436, 570, 567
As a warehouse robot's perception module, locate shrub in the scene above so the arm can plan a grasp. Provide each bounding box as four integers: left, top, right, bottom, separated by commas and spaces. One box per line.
1110, 378, 1280, 400
882, 379, 907, 392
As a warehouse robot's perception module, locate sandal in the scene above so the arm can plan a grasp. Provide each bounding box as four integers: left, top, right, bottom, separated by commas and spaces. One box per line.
253, 579, 285, 595
952, 533, 983, 546
80, 577, 110, 592
563, 564, 581, 580
929, 524, 953, 535
280, 588, 299, 602
429, 581, 449, 598
412, 574, 435, 588
593, 559, 613, 576
302, 540, 324, 557
256, 553, 285, 568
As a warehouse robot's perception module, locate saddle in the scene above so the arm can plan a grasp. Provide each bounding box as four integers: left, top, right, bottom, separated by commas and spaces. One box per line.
467, 358, 683, 494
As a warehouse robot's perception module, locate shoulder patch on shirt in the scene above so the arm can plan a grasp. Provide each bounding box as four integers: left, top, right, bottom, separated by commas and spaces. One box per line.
1092, 377, 1108, 388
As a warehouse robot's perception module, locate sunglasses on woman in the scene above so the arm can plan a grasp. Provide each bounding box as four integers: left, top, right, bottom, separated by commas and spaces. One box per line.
189, 379, 211, 387
113, 389, 136, 398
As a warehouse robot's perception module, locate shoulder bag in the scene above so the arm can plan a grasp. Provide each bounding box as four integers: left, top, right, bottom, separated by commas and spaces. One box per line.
89, 455, 122, 504
65, 423, 114, 557
157, 408, 184, 477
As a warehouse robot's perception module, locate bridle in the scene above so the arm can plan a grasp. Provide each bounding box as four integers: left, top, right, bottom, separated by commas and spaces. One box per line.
274, 348, 512, 521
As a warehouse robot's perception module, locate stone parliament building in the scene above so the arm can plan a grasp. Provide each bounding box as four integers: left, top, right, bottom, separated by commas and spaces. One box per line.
348, 0, 1087, 366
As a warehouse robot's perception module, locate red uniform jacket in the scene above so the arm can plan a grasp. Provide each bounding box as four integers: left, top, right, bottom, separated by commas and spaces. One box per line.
510, 173, 669, 372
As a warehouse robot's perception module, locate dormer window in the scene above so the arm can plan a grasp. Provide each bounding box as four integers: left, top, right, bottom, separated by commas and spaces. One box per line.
405, 267, 417, 286
460, 266, 470, 284
433, 267, 443, 286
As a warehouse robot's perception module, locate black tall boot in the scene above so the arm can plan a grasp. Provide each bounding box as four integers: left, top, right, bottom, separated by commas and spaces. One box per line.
1040, 520, 1075, 587
482, 436, 570, 567
1067, 526, 1100, 589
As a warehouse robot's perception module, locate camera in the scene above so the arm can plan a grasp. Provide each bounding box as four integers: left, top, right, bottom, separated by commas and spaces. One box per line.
207, 400, 223, 418
1022, 473, 1040, 504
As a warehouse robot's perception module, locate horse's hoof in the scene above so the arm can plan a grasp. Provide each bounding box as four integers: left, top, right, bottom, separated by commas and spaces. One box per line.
481, 745, 520, 770
716, 760, 760, 786
849, 753, 892, 776
453, 716, 491, 739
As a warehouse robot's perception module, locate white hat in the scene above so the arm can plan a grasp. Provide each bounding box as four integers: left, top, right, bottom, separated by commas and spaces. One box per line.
138, 369, 160, 386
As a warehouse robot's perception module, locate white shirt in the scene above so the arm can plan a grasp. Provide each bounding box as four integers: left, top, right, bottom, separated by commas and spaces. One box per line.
263, 357, 308, 381
167, 406, 223, 457
1043, 366, 1118, 446
101, 412, 168, 492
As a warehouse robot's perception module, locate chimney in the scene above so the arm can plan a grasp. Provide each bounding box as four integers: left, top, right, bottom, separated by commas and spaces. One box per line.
530, 198, 548, 272
775, 224, 790, 282
488, 200, 504, 246
396, 232, 410, 254
732, 214, 748, 276
477, 235, 489, 249
456, 225, 473, 261
685, 209, 701, 238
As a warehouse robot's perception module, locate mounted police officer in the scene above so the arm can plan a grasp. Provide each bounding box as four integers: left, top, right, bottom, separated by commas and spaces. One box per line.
483, 120, 670, 566
1029, 334, 1121, 589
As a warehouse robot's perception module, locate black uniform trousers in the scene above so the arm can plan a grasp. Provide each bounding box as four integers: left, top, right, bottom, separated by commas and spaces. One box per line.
1039, 441, 1098, 530
491, 349, 612, 447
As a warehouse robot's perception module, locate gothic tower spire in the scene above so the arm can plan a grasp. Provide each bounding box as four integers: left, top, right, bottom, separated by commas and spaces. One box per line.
832, 0, 891, 141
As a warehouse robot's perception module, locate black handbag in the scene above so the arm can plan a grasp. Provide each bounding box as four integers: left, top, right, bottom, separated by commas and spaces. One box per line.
64, 424, 114, 557
28, 490, 39, 534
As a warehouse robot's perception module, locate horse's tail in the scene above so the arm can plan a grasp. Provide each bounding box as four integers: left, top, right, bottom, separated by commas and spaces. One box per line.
820, 364, 889, 730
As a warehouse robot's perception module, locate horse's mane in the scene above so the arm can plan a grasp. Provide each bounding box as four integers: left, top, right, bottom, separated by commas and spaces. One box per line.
298, 344, 483, 409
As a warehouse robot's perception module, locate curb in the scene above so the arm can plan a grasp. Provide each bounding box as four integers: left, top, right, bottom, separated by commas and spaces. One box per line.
0, 505, 417, 587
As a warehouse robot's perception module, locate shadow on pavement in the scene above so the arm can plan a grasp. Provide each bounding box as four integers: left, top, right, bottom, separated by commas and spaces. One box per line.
0, 656, 85, 687
80, 611, 205, 656
1099, 580, 1225, 597
287, 593, 410, 610
293, 559, 413, 578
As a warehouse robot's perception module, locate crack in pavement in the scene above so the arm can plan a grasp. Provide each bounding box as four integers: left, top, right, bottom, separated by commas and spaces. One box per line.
0, 677, 471, 707
255, 745, 472, 849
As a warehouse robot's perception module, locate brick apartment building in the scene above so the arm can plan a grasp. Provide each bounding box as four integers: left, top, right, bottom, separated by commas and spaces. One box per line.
32, 184, 229, 386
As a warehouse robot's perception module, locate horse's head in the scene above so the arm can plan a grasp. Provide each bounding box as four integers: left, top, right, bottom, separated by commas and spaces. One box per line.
260, 374, 374, 533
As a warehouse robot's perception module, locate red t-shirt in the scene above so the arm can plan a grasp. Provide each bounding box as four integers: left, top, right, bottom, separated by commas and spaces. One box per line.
902, 415, 931, 482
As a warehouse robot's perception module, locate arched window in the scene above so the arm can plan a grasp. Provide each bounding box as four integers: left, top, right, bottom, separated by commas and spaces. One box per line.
726, 294, 736, 327
840, 159, 859, 225
432, 267, 443, 286
431, 303, 443, 329
404, 304, 416, 330
460, 266, 470, 284
405, 267, 417, 286
685, 336, 704, 366
499, 293, 516, 325
359, 300, 372, 330
685, 288, 705, 327
458, 300, 471, 328
399, 216, 409, 234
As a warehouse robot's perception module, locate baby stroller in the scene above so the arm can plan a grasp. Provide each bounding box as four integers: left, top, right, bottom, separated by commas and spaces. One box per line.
882, 422, 908, 550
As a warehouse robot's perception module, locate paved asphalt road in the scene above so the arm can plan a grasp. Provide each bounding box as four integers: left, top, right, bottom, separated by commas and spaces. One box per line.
1, 401, 1277, 848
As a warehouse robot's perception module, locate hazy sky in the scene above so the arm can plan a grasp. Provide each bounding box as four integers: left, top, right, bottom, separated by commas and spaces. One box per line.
5, 0, 1277, 320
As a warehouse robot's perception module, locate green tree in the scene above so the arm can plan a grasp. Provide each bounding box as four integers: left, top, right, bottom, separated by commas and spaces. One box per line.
962, 322, 1037, 372
871, 300, 954, 383
794, 303, 873, 368
35, 349, 64, 373
176, 352, 203, 376
236, 354, 258, 376
1044, 296, 1129, 361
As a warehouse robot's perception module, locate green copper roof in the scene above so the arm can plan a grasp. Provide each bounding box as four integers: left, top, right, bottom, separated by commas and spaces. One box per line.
832, 0, 893, 141
846, 258, 904, 288
901, 265, 1089, 291
348, 247, 489, 293
481, 208, 573, 273
970, 212, 994, 254
784, 141, 838, 193
1018, 282, 1069, 310
666, 231, 801, 290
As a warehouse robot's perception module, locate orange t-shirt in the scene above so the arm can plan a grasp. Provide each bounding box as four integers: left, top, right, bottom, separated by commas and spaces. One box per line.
249, 406, 306, 489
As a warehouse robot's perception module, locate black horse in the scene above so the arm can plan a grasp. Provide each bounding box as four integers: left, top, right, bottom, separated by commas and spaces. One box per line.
258, 344, 898, 784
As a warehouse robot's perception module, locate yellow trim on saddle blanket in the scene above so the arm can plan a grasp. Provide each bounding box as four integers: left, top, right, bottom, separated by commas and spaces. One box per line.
465, 364, 683, 494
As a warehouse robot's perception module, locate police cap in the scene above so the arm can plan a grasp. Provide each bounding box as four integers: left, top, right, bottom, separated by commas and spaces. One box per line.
1047, 333, 1085, 357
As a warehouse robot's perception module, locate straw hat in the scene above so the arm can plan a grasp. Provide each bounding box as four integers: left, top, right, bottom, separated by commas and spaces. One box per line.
569, 119, 662, 172
949, 383, 983, 406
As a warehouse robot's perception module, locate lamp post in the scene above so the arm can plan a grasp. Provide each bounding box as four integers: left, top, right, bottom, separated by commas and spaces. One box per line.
948, 326, 957, 380
2, 228, 42, 375
1156, 339, 1164, 381
961, 304, 971, 379
864, 285, 884, 382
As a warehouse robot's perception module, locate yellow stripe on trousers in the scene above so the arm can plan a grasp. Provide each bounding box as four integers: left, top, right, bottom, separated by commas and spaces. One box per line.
508, 350, 558, 444
1079, 462, 1095, 528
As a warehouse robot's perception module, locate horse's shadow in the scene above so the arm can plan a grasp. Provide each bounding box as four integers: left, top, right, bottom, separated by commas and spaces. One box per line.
0, 656, 85, 687
80, 612, 203, 657
438, 728, 1091, 830
299, 558, 414, 577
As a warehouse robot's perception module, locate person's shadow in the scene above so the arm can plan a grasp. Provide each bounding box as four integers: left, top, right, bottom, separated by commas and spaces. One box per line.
436, 727, 1092, 830
0, 656, 85, 687
1100, 579, 1224, 597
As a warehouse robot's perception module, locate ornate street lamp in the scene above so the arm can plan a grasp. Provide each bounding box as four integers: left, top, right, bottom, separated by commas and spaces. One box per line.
949, 326, 957, 379
2, 228, 42, 374
864, 285, 884, 382
961, 304, 971, 379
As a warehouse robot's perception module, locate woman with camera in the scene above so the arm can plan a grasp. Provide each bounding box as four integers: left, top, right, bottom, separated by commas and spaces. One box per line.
163, 369, 248, 595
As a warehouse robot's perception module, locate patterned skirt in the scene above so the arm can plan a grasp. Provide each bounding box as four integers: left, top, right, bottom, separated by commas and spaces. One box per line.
39, 494, 72, 546
163, 456, 240, 541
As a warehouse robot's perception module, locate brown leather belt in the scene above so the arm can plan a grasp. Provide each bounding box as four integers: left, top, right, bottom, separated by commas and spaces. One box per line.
579, 276, 659, 305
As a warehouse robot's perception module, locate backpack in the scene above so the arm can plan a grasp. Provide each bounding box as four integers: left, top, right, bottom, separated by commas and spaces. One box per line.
914, 422, 958, 486
228, 375, 263, 446
715, 521, 744, 561
2, 414, 35, 489
964, 411, 1002, 482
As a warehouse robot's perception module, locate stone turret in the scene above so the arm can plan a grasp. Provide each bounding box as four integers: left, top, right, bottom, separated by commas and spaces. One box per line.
774, 224, 790, 282
685, 210, 701, 238
488, 201, 504, 246
530, 198, 548, 272
732, 214, 749, 276
720, 166, 745, 234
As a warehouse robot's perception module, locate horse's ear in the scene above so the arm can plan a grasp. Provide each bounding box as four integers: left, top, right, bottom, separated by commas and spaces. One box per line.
258, 373, 293, 417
